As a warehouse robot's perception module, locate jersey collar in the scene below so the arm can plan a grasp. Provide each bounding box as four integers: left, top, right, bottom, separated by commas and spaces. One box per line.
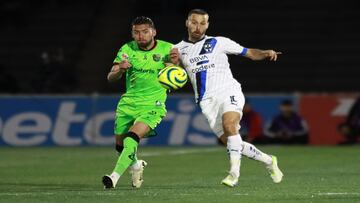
138, 40, 158, 51
184, 35, 206, 44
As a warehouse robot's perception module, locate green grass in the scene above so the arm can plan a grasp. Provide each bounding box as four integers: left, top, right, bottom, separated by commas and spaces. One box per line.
0, 146, 359, 203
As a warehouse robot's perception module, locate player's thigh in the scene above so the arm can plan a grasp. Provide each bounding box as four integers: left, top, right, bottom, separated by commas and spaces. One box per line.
134, 106, 166, 138
221, 88, 245, 114
200, 97, 223, 137
114, 107, 135, 137
218, 88, 245, 134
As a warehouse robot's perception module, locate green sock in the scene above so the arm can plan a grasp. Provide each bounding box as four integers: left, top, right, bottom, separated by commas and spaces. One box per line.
113, 136, 138, 176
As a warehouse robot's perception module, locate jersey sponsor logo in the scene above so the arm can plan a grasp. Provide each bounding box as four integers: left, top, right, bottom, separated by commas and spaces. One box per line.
191, 63, 215, 73
199, 38, 217, 55
132, 67, 157, 74
152, 54, 161, 62
189, 55, 208, 64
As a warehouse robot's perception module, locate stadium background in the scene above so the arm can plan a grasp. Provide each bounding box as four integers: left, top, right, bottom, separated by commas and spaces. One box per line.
1, 0, 359, 146
1, 1, 360, 202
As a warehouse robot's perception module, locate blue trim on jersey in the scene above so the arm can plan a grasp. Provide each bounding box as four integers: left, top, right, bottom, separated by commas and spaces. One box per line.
240, 47, 248, 56
196, 60, 209, 66
199, 38, 217, 55
196, 71, 207, 103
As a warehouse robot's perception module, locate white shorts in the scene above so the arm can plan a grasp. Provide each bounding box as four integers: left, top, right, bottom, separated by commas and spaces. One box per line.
199, 86, 245, 137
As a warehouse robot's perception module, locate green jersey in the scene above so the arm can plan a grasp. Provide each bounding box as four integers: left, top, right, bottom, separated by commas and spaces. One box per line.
114, 40, 173, 107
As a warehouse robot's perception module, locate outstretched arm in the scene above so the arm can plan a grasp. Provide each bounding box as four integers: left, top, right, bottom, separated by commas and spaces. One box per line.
245, 48, 282, 61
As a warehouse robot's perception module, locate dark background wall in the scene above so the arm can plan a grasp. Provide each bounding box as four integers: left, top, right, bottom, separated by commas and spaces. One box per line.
1, 0, 359, 94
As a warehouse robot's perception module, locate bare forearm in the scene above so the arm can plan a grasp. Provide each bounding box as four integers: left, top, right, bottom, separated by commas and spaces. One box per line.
107, 64, 125, 82
246, 48, 271, 60
107, 70, 124, 82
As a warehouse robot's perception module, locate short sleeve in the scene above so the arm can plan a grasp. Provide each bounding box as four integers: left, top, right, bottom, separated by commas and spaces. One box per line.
218, 37, 247, 56
113, 44, 130, 64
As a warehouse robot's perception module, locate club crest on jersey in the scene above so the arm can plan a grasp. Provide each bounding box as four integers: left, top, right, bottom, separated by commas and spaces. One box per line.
199, 38, 217, 55
121, 53, 129, 60
152, 54, 161, 62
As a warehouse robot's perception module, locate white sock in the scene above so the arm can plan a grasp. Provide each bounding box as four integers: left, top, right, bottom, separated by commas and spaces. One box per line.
227, 134, 243, 178
241, 142, 272, 165
110, 171, 120, 185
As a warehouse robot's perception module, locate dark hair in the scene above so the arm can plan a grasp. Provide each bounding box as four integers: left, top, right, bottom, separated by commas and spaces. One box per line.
187, 9, 209, 17
131, 16, 155, 28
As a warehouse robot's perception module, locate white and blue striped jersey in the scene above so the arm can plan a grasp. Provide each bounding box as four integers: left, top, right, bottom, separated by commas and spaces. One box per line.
174, 35, 248, 103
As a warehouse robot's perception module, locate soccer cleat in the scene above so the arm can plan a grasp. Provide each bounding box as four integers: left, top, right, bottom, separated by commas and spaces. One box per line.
266, 155, 283, 183
129, 160, 147, 188
221, 172, 238, 187
102, 175, 115, 189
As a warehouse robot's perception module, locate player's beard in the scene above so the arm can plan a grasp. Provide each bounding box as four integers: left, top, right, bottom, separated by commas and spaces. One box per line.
190, 30, 205, 41
138, 39, 153, 50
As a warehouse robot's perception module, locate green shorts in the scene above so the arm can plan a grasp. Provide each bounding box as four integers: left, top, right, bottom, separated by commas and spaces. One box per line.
114, 102, 166, 137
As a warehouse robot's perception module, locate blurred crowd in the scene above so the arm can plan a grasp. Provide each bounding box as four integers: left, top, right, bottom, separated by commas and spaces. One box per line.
337, 97, 360, 144
240, 98, 360, 145
1, 0, 359, 145
240, 99, 309, 145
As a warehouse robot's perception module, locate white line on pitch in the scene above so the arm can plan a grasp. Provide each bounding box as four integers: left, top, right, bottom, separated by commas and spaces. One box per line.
0, 192, 55, 196
139, 148, 222, 157
317, 192, 360, 196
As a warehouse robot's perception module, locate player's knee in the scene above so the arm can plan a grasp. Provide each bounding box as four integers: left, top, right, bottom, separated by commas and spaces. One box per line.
223, 121, 238, 135
124, 131, 141, 143
115, 144, 124, 153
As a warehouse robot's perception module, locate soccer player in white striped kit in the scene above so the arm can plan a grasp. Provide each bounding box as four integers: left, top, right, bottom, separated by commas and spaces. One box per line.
170, 9, 284, 187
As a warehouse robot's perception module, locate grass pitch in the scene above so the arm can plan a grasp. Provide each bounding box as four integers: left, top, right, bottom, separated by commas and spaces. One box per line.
0, 146, 359, 203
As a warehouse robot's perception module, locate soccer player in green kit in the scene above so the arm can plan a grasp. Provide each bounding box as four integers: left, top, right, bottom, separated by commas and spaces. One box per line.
102, 16, 173, 189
